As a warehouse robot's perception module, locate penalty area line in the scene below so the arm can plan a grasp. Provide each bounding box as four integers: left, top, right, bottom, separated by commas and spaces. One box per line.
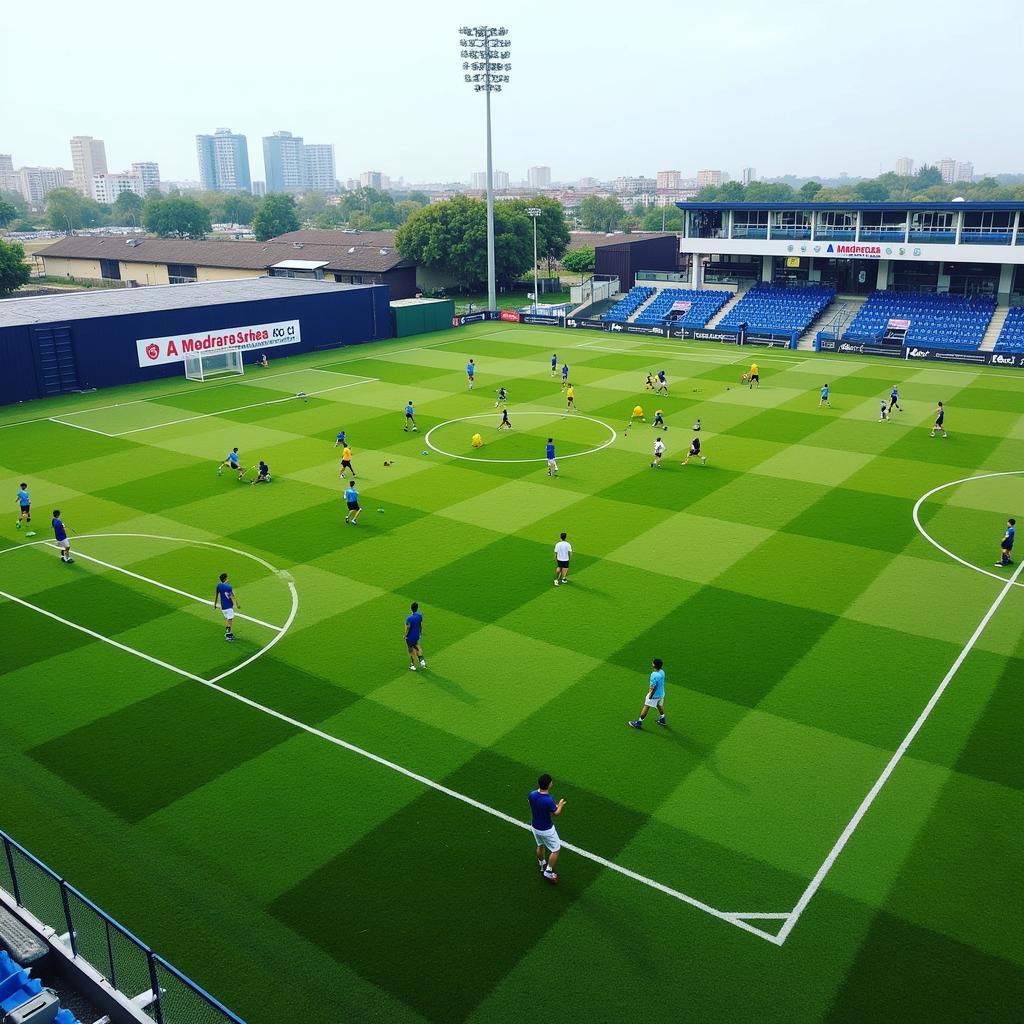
776, 553, 1024, 945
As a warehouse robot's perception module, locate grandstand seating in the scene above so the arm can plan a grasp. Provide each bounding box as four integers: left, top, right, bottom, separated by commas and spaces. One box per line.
845, 291, 996, 349
634, 288, 733, 327
0, 950, 81, 1024
717, 284, 835, 335
994, 306, 1024, 352
601, 286, 655, 322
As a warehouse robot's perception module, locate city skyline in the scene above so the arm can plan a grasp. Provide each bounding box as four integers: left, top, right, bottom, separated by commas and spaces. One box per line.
4, 0, 1022, 185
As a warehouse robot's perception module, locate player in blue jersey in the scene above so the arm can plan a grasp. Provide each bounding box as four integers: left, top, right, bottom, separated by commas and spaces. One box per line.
403, 401, 418, 432
466, 359, 476, 390
218, 447, 246, 480
819, 384, 831, 408
546, 438, 558, 478
550, 353, 558, 377
930, 401, 947, 438
996, 518, 1016, 568
888, 385, 903, 414
213, 572, 239, 641
343, 482, 362, 525
561, 362, 569, 388
655, 370, 669, 395
528, 772, 566, 883
629, 658, 666, 729
251, 460, 271, 485
405, 600, 426, 670
498, 406, 512, 431
495, 386, 508, 408
51, 509, 73, 564
681, 435, 706, 465
334, 430, 347, 448
15, 483, 31, 530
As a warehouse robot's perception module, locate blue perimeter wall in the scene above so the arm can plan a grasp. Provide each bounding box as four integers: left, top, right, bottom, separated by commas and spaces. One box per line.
0, 284, 393, 406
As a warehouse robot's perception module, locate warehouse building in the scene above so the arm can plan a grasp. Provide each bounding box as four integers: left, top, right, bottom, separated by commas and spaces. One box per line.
35, 235, 419, 299
0, 277, 392, 405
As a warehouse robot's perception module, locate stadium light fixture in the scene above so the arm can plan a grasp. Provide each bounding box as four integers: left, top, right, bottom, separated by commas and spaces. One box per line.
459, 25, 512, 312
526, 206, 541, 314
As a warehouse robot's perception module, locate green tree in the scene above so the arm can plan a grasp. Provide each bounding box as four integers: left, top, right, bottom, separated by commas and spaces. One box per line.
640, 207, 683, 231
396, 194, 532, 290
915, 165, 943, 188
395, 199, 422, 224
745, 182, 796, 202
0, 199, 18, 228
853, 181, 889, 201
407, 191, 430, 206
0, 190, 29, 222
142, 195, 211, 238
222, 192, 258, 225
561, 247, 595, 275
578, 195, 624, 231
312, 206, 347, 229
45, 188, 103, 231
252, 193, 301, 240
798, 180, 823, 201
111, 190, 144, 225
508, 195, 570, 271
0, 239, 31, 296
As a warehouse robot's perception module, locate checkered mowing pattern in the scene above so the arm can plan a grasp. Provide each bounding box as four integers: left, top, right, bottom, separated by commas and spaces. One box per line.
1, 324, 1022, 1023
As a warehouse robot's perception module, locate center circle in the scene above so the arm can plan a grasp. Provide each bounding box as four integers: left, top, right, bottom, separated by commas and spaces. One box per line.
424, 411, 617, 464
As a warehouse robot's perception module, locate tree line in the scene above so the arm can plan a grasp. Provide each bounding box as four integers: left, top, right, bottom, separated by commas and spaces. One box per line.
0, 186, 433, 241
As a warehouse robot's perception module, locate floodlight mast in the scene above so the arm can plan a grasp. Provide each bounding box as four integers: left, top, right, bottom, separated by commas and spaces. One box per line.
459, 25, 512, 312
526, 207, 541, 313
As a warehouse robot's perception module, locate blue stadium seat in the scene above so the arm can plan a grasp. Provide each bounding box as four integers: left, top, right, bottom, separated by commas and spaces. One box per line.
994, 306, 1024, 352
634, 288, 733, 327
845, 291, 995, 349
0, 976, 42, 1014
56, 1009, 82, 1024
601, 286, 656, 322
717, 284, 835, 335
0, 950, 21, 985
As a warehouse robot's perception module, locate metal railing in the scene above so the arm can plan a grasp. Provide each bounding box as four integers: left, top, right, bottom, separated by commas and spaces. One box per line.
1, 829, 244, 1024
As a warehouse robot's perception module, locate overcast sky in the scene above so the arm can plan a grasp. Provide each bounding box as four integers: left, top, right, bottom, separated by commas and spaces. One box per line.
6, 0, 1021, 185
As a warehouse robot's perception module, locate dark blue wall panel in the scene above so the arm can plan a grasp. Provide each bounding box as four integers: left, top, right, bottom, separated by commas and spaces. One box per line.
0, 284, 393, 405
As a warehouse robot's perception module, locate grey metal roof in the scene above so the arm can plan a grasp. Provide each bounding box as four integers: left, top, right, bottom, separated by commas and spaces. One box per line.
0, 277, 376, 328
35, 235, 414, 273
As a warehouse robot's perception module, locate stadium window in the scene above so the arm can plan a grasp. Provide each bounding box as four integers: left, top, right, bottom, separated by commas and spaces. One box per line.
99, 258, 121, 280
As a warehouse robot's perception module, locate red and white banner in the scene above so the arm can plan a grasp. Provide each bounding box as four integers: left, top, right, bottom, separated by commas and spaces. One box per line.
670, 301, 693, 313
887, 318, 911, 330
136, 319, 301, 367
499, 310, 521, 323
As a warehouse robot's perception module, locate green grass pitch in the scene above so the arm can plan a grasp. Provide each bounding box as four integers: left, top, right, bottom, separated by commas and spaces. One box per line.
1, 323, 1022, 1023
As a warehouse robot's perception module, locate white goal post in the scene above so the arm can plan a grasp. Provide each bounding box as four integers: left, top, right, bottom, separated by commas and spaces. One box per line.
184, 350, 245, 381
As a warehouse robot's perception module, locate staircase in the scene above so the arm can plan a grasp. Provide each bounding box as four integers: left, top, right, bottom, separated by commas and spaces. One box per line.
705, 292, 745, 329
796, 294, 868, 350
979, 306, 1010, 352
627, 288, 662, 322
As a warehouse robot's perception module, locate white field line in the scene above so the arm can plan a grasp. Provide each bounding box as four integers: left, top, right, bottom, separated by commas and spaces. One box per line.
776, 553, 1024, 945
0, 587, 207, 684
912, 471, 1024, 589
40, 543, 283, 630
48, 417, 119, 438
0, 533, 784, 943
110, 378, 377, 436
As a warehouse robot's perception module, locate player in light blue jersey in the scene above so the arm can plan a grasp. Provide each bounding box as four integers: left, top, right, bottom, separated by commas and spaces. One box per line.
15, 483, 31, 529
629, 658, 666, 729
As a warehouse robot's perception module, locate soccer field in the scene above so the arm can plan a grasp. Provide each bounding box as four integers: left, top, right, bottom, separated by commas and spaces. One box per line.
1, 322, 1022, 1023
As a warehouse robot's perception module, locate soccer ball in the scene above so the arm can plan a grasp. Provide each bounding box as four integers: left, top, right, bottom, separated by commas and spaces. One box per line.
422, 450, 429, 456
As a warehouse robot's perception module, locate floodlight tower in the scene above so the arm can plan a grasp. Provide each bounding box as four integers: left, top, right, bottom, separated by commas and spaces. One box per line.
526, 207, 541, 313
459, 25, 512, 311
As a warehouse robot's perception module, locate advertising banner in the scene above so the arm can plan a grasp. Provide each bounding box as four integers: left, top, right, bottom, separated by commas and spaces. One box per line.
519, 313, 564, 326
499, 310, 521, 323
563, 317, 609, 331
137, 319, 300, 367
819, 339, 904, 358
451, 311, 501, 327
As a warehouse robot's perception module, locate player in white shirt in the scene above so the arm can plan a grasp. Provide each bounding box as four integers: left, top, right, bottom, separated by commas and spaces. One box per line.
650, 436, 666, 468
553, 532, 572, 586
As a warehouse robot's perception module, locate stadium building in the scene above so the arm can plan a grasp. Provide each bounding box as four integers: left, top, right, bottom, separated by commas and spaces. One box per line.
581, 201, 1024, 359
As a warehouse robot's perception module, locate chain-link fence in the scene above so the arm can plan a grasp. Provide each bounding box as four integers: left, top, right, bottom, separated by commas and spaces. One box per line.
0, 830, 244, 1024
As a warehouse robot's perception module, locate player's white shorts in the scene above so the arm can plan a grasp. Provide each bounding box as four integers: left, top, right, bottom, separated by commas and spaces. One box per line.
532, 825, 561, 852
56, 538, 70, 551
547, 459, 558, 470
221, 608, 235, 621
645, 694, 664, 708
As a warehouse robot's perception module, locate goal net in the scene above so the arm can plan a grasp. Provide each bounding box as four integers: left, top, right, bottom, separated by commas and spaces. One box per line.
184, 350, 245, 381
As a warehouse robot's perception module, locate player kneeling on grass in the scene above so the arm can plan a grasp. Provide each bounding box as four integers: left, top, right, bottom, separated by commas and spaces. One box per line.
405, 601, 426, 670
629, 658, 666, 729
344, 482, 362, 525
529, 773, 565, 884
652, 408, 666, 430
626, 405, 645, 434
251, 460, 271, 485
682, 435, 706, 465
471, 433, 485, 448
213, 572, 238, 642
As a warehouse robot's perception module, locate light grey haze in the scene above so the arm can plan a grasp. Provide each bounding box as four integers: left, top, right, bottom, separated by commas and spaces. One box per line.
5, 0, 1021, 183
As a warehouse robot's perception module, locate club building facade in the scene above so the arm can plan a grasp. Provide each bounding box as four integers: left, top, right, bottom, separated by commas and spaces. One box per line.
679, 201, 1024, 304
